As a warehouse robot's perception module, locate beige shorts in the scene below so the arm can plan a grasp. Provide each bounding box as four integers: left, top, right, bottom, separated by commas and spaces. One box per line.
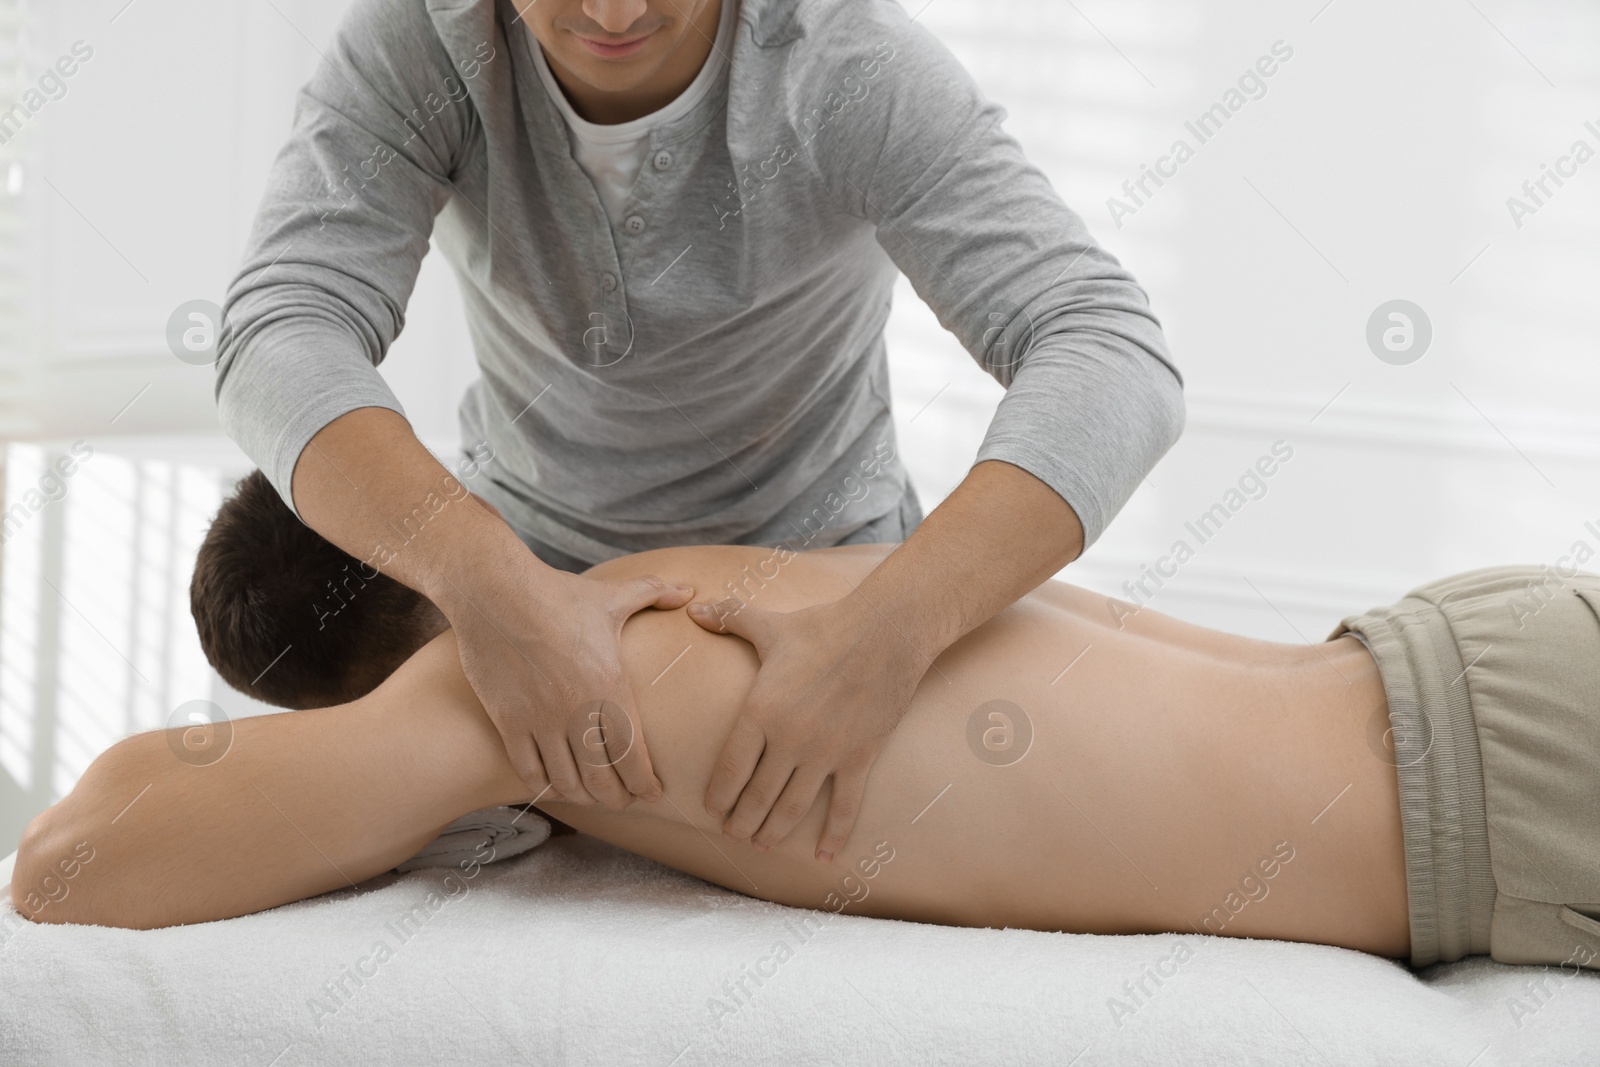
1331, 566, 1600, 971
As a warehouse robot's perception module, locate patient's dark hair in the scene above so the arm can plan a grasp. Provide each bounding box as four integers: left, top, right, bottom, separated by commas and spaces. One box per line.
190, 470, 444, 710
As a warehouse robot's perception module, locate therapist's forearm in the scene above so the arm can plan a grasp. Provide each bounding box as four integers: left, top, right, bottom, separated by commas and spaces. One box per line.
854, 459, 1084, 660
290, 406, 537, 612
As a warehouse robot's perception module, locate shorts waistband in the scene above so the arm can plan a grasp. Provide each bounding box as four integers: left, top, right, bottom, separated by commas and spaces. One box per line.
1334, 599, 1496, 967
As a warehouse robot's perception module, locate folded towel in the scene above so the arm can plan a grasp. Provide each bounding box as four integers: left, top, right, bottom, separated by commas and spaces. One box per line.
394, 805, 551, 873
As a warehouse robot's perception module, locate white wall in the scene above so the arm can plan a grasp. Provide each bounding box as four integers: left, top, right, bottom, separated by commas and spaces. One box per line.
2, 0, 1598, 845
895, 0, 1600, 639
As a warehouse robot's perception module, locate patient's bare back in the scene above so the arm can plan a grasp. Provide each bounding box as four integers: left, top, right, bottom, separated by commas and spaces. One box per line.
540, 544, 1409, 957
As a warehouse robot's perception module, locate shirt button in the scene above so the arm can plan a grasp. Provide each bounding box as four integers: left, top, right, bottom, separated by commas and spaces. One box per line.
601, 272, 617, 292
624, 214, 647, 235
652, 150, 673, 171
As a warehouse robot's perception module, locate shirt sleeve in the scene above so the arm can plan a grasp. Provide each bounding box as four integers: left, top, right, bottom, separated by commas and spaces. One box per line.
803, 3, 1185, 549
214, 0, 479, 515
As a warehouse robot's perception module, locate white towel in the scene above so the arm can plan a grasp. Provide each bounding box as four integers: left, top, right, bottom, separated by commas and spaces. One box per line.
393, 805, 550, 872
3, 835, 1597, 1065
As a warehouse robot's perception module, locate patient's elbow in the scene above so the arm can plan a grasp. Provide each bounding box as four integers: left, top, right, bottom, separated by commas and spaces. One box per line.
10, 806, 96, 926
10, 736, 147, 928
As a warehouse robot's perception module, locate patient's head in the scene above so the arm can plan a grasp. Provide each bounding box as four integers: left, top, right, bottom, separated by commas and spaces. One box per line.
190, 470, 447, 709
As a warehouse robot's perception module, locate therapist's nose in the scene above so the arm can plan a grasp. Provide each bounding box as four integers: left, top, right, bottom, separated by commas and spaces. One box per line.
582, 0, 653, 35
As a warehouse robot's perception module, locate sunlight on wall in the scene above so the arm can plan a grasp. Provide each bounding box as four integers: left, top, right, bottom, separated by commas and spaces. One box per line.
0, 446, 46, 794
0, 442, 222, 824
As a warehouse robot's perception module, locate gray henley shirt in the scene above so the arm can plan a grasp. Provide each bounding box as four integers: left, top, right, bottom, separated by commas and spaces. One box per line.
216, 0, 1185, 565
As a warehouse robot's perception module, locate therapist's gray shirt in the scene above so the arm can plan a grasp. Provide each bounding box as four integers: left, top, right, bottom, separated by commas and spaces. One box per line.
216, 0, 1184, 566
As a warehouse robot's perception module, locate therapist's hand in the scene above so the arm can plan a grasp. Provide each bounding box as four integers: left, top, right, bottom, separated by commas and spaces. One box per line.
686, 595, 929, 861
439, 549, 693, 811
288, 409, 694, 813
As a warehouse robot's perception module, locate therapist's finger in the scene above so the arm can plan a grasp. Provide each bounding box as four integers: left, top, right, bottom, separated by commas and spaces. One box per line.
721, 755, 796, 844
568, 695, 654, 810
602, 691, 664, 801
705, 715, 766, 818
573, 744, 631, 812
565, 697, 631, 812
815, 759, 873, 863
751, 762, 831, 851
500, 731, 559, 805
535, 728, 596, 806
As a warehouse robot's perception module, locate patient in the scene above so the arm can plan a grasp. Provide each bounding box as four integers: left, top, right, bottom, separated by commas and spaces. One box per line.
13, 473, 1600, 975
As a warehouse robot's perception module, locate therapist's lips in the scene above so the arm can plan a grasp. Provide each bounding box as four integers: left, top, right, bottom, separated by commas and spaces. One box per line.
575, 29, 656, 59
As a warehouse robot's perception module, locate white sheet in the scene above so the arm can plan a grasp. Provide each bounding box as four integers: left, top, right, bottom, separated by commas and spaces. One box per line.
2, 837, 1597, 1066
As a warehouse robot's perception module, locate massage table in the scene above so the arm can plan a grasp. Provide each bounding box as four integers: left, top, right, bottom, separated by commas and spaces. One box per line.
2, 836, 1597, 1065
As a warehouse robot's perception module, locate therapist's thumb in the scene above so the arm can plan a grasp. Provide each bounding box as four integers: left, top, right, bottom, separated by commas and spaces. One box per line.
687, 597, 771, 646
613, 574, 695, 616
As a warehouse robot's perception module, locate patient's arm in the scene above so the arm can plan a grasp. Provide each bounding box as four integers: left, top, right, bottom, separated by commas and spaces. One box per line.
10, 632, 530, 929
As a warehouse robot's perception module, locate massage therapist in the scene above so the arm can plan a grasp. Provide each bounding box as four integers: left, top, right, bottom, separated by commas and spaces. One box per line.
214, 0, 1184, 863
